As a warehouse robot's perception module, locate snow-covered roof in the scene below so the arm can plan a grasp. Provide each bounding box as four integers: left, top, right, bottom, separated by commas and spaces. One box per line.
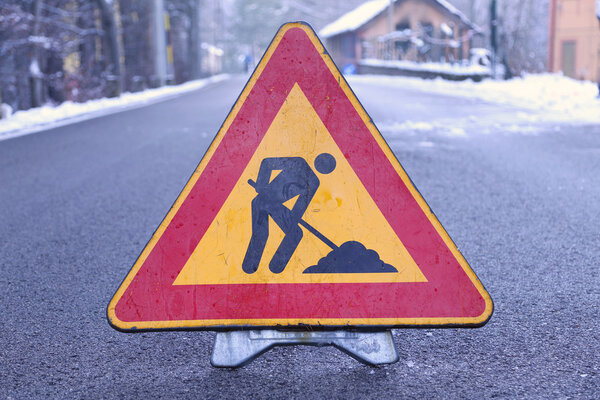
319, 0, 479, 39
201, 42, 224, 56
320, 0, 390, 39
435, 0, 479, 30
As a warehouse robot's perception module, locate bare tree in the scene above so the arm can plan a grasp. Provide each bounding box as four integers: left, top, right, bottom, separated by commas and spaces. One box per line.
188, 0, 203, 80
452, 0, 548, 76
230, 0, 365, 71
94, 0, 122, 96
30, 0, 44, 107
498, 0, 548, 75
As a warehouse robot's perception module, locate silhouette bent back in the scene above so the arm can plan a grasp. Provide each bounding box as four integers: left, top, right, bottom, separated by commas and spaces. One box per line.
242, 153, 336, 274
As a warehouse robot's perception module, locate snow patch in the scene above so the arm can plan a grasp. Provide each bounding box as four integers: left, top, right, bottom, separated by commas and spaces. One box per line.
440, 22, 453, 36
379, 120, 434, 135
504, 125, 540, 135
0, 74, 229, 141
360, 58, 489, 76
29, 59, 42, 77
348, 73, 600, 124
201, 42, 224, 56
446, 126, 466, 137
0, 103, 12, 118
28, 35, 51, 49
379, 120, 469, 138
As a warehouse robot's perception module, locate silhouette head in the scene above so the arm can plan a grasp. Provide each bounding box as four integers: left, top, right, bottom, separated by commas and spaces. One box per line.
314, 153, 336, 174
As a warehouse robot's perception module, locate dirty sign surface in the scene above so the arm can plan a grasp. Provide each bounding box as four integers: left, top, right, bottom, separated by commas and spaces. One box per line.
107, 22, 493, 330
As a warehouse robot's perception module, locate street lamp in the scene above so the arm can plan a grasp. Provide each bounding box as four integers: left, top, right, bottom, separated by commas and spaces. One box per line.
490, 0, 497, 78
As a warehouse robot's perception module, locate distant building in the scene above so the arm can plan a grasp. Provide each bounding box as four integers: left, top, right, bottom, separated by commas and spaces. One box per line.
548, 0, 600, 81
201, 43, 224, 76
319, 0, 480, 70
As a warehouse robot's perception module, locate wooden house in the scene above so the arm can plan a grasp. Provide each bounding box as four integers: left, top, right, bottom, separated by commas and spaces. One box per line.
320, 0, 480, 70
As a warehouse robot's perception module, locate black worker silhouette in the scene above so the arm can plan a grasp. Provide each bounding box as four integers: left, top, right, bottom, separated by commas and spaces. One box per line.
243, 153, 336, 274
242, 152, 398, 275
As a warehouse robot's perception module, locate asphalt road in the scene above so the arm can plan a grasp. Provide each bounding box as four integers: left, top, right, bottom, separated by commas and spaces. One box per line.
1, 75, 598, 398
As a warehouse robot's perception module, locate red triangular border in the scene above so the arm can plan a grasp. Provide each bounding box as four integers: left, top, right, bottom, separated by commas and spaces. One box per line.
109, 23, 492, 329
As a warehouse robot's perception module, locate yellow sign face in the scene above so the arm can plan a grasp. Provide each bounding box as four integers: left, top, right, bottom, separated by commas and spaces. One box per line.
174, 84, 427, 286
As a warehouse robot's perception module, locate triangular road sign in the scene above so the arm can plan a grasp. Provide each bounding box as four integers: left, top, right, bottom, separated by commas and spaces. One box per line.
108, 22, 493, 331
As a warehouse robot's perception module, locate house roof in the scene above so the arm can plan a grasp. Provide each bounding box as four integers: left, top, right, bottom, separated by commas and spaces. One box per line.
319, 0, 479, 39
319, 0, 391, 39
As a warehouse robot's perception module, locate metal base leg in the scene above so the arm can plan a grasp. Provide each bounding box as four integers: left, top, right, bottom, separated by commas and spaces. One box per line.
210, 330, 398, 368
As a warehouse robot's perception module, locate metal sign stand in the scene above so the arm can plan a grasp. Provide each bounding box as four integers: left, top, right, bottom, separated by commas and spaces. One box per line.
211, 329, 398, 367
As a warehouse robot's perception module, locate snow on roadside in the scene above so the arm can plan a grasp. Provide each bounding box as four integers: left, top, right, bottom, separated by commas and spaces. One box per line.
359, 58, 490, 77
0, 74, 229, 141
379, 120, 467, 138
347, 73, 600, 124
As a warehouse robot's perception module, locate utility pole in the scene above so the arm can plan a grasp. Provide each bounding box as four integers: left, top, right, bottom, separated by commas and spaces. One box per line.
152, 0, 168, 87
490, 0, 498, 78
548, 0, 556, 72
30, 0, 43, 107
189, 0, 203, 80
95, 0, 123, 96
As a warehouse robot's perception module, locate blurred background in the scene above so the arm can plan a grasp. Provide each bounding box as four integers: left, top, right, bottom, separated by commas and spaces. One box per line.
1, 0, 598, 116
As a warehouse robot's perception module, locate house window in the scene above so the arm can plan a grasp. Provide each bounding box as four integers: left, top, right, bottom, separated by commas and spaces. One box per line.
420, 22, 434, 38
396, 20, 410, 32
393, 20, 410, 55
361, 39, 373, 59
341, 34, 356, 58
561, 41, 576, 78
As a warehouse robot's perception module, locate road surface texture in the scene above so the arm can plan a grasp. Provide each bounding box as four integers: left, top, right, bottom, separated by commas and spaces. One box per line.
1, 76, 598, 398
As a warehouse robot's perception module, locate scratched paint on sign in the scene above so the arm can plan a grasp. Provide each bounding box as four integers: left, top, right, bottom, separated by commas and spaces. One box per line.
107, 22, 492, 330
174, 84, 426, 286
